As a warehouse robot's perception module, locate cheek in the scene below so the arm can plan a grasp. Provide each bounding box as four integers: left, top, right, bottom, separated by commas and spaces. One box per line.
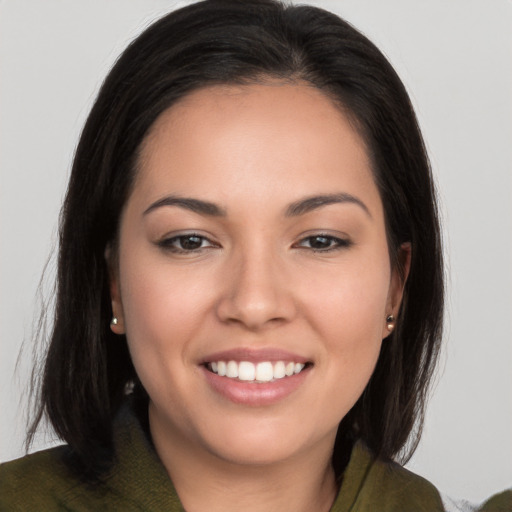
117, 264, 213, 415
117, 249, 215, 381
301, 257, 390, 403
119, 242, 213, 331
304, 257, 391, 341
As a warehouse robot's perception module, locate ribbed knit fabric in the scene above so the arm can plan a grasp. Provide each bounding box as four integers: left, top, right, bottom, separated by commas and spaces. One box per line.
1, 404, 510, 511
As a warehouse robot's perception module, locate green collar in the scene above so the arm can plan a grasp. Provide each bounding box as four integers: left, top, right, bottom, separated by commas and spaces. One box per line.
108, 404, 444, 511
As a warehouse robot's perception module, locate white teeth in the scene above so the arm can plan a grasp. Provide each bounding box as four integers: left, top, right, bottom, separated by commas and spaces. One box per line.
238, 361, 256, 381
209, 360, 307, 382
273, 361, 286, 379
255, 362, 273, 382
226, 361, 238, 378
217, 361, 227, 377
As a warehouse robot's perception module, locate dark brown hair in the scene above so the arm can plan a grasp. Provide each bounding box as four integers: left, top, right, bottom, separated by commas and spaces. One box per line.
29, 0, 443, 479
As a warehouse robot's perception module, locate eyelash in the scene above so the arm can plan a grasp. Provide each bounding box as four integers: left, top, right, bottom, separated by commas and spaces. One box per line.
294, 234, 352, 252
157, 233, 351, 254
157, 233, 216, 254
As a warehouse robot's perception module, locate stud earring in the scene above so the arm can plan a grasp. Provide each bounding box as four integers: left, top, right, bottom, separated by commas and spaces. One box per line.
386, 314, 395, 331
110, 317, 118, 326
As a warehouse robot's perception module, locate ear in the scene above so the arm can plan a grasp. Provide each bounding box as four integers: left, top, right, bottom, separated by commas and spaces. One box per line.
105, 245, 125, 335
382, 242, 411, 339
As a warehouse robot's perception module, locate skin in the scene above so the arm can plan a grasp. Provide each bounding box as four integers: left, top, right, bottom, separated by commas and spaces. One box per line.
109, 83, 409, 512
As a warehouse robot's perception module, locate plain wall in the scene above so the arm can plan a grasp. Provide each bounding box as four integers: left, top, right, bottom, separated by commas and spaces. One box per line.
1, 0, 511, 504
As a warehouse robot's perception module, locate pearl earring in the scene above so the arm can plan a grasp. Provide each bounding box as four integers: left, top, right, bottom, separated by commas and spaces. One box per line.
111, 317, 119, 326
386, 314, 395, 331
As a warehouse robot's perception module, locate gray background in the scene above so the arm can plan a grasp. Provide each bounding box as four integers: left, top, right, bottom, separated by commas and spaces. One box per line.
1, 0, 511, 503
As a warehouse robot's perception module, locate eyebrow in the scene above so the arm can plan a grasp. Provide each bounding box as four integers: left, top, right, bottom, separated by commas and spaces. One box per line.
143, 192, 370, 218
143, 196, 226, 216
285, 193, 371, 217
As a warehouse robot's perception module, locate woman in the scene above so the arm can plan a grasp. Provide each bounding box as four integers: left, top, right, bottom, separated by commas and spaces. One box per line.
0, 1, 508, 510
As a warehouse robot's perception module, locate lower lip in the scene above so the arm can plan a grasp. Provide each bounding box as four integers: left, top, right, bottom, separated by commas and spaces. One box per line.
201, 366, 310, 406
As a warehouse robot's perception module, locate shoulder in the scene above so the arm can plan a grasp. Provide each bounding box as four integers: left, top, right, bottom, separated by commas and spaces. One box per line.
0, 402, 183, 511
478, 489, 512, 512
441, 489, 512, 512
367, 458, 444, 510
0, 446, 112, 511
333, 442, 445, 512
1, 445, 74, 510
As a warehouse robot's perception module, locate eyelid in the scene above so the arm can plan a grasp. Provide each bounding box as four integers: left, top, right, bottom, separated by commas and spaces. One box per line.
156, 232, 220, 253
293, 232, 353, 252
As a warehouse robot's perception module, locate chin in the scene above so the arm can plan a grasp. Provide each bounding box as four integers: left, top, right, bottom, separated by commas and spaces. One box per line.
207, 435, 304, 467
197, 415, 335, 468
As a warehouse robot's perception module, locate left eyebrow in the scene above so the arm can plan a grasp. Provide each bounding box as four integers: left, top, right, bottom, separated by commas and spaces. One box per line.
143, 195, 226, 217
285, 193, 371, 218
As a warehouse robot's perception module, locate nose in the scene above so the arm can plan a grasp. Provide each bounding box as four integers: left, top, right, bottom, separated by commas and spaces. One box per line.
215, 248, 296, 331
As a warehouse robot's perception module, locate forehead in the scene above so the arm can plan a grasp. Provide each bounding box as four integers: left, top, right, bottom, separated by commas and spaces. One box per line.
133, 83, 381, 216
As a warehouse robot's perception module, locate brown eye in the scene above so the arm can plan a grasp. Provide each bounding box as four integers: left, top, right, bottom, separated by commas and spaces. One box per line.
308, 236, 333, 249
176, 235, 204, 250
296, 234, 351, 252
158, 233, 215, 253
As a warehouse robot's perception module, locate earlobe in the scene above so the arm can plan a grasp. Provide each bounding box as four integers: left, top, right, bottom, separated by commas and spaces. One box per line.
105, 245, 126, 335
383, 242, 411, 338
110, 314, 125, 334
109, 286, 126, 335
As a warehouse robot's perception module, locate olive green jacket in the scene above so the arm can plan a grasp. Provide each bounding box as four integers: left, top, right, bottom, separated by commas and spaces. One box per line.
1, 406, 509, 511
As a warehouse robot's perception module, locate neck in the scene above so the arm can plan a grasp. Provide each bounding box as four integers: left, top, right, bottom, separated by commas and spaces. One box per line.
149, 407, 338, 512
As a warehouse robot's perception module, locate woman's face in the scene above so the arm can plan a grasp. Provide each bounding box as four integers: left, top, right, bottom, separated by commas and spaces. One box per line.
110, 83, 407, 467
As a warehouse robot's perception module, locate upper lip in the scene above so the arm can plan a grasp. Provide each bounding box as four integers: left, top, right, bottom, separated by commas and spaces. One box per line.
200, 347, 311, 365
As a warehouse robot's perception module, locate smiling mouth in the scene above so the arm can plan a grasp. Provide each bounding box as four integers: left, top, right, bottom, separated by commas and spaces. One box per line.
205, 360, 311, 383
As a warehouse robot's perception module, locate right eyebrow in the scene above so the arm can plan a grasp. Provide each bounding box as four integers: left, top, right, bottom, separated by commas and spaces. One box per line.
285, 193, 371, 218
143, 195, 226, 217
